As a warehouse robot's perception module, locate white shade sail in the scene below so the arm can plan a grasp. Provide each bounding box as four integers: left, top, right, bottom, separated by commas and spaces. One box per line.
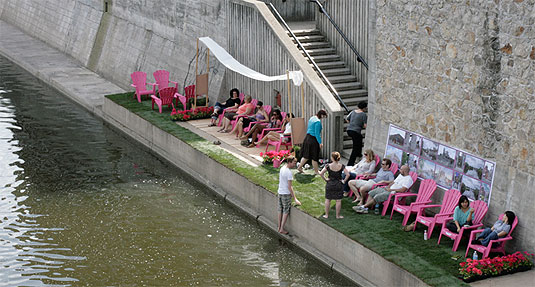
199, 37, 303, 86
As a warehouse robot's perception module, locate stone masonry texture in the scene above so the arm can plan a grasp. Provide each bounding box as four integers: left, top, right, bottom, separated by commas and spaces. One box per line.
369, 0, 535, 252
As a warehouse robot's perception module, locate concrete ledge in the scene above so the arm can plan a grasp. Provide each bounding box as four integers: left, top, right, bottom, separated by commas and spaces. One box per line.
102, 97, 428, 287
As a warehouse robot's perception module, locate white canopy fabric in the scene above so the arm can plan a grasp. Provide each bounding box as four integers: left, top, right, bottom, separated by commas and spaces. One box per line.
199, 37, 303, 86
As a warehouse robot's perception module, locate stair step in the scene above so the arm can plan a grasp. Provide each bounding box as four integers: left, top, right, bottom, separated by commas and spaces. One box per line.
333, 82, 363, 91
294, 35, 325, 43
300, 41, 331, 49
327, 74, 360, 84
288, 29, 321, 37
338, 89, 368, 98
305, 48, 336, 56
317, 61, 346, 69
308, 54, 340, 63
322, 68, 352, 77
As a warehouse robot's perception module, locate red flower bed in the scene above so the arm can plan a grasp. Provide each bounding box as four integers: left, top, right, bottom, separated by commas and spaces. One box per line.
260, 150, 291, 164
170, 106, 214, 121
459, 251, 534, 282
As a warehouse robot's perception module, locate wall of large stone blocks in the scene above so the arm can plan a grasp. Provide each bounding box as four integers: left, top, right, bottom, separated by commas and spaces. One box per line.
368, 0, 535, 252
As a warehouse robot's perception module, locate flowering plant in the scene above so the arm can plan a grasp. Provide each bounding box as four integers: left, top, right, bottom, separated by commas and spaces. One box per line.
259, 150, 291, 164
459, 252, 534, 281
171, 106, 214, 121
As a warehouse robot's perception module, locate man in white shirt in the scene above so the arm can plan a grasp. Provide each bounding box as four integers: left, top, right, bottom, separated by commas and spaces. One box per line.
354, 165, 413, 214
278, 156, 301, 235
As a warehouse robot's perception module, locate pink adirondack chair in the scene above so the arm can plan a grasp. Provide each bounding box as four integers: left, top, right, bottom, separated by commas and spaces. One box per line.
465, 214, 518, 259
244, 105, 272, 133
351, 162, 399, 202
153, 70, 179, 91
265, 133, 292, 152
174, 93, 187, 111
230, 98, 258, 130
151, 87, 177, 113
218, 93, 245, 127
184, 85, 195, 101
257, 111, 286, 142
390, 179, 437, 225
374, 171, 418, 216
413, 189, 462, 238
437, 200, 488, 252
131, 71, 156, 103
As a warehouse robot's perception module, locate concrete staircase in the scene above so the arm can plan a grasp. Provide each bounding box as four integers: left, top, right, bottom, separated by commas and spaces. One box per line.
287, 27, 368, 160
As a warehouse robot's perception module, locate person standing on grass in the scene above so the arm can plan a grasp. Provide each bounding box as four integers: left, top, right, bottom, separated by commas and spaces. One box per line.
320, 152, 350, 219
297, 110, 328, 175
345, 101, 368, 166
277, 156, 301, 235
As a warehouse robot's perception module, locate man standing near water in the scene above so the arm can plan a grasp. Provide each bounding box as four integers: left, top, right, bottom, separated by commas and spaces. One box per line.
278, 156, 301, 235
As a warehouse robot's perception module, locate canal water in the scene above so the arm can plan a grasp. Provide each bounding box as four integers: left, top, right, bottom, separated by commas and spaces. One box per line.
0, 56, 354, 286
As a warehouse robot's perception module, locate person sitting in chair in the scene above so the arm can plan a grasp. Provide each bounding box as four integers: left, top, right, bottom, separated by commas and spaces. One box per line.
209, 88, 241, 126
218, 95, 254, 133
472, 211, 515, 246
254, 113, 293, 148
353, 165, 412, 214
348, 158, 394, 205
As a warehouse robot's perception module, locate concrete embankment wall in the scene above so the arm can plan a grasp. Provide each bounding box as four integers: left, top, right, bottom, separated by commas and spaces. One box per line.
102, 97, 427, 287
0, 0, 227, 103
367, 0, 535, 252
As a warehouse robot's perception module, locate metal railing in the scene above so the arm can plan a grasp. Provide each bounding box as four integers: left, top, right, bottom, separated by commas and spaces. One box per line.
310, 0, 368, 70
267, 2, 349, 113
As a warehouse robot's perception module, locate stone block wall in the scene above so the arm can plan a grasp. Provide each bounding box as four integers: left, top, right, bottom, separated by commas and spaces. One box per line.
368, 0, 535, 252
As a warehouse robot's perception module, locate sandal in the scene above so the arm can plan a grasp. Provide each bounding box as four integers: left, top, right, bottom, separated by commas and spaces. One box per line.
247, 143, 256, 148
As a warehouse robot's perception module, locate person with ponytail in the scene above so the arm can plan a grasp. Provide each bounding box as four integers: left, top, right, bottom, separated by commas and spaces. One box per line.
319, 152, 350, 219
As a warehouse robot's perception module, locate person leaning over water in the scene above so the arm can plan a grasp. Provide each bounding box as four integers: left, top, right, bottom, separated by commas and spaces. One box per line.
345, 101, 368, 166
297, 110, 328, 175
277, 156, 301, 235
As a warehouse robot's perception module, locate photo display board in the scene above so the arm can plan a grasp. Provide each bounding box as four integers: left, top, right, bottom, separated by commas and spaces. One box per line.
385, 124, 495, 206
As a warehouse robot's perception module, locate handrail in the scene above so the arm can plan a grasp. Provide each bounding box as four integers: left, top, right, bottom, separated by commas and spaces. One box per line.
310, 0, 368, 70
267, 2, 349, 113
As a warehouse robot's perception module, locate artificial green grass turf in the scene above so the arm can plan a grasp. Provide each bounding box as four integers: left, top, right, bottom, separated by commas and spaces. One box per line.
106, 92, 469, 287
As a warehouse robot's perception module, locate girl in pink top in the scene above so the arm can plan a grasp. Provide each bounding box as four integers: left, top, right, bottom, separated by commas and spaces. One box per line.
218, 95, 254, 133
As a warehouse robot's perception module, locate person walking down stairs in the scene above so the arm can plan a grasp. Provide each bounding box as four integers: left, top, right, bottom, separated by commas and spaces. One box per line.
345, 101, 367, 166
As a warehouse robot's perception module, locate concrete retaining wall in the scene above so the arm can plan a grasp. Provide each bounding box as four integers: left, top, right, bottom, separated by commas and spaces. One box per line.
102, 97, 428, 287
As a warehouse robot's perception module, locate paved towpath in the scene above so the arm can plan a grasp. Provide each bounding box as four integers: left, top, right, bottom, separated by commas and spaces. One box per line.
0, 20, 124, 116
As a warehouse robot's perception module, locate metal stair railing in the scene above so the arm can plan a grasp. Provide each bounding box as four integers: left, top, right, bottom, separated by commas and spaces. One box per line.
267, 2, 349, 113
310, 0, 369, 70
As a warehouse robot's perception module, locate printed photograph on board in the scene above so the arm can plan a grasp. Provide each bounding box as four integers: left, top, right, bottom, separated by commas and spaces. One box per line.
388, 126, 406, 147
418, 158, 436, 180
455, 151, 465, 172
452, 172, 462, 190
436, 145, 456, 169
404, 132, 422, 155
434, 165, 454, 188
461, 175, 481, 201
464, 154, 485, 180
385, 145, 403, 165
482, 161, 495, 183
480, 182, 491, 203
402, 152, 419, 172
421, 138, 439, 161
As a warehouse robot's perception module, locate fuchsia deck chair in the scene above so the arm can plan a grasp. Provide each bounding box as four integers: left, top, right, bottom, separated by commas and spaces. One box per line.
184, 85, 195, 101
465, 214, 518, 259
371, 171, 418, 216
151, 87, 177, 113
244, 105, 272, 133
390, 178, 437, 226
153, 70, 179, 91
174, 93, 187, 111
413, 189, 462, 238
131, 71, 156, 103
265, 133, 291, 152
218, 93, 245, 127
257, 112, 286, 142
437, 200, 488, 251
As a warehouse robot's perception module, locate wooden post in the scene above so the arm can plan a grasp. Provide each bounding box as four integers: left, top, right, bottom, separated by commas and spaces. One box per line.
195, 39, 199, 108
206, 48, 210, 106
301, 83, 305, 117
287, 70, 292, 118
